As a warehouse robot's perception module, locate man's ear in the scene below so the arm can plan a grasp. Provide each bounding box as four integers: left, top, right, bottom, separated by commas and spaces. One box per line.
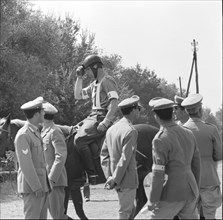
154, 113, 159, 122
93, 64, 98, 69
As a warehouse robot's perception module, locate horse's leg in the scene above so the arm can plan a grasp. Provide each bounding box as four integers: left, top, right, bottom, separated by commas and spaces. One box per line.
83, 182, 90, 202
93, 157, 106, 184
133, 172, 148, 218
70, 186, 88, 220
64, 186, 70, 214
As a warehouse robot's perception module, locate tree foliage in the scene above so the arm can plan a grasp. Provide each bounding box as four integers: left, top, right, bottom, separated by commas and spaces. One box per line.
0, 0, 221, 128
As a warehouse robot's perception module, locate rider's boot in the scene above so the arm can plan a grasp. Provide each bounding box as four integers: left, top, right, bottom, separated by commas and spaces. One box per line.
77, 144, 97, 185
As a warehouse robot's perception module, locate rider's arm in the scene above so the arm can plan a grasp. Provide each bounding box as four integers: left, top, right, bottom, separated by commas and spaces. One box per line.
74, 76, 91, 100
99, 77, 119, 128
102, 99, 118, 127
74, 76, 83, 100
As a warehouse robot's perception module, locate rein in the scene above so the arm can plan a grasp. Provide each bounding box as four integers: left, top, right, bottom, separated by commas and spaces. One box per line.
65, 126, 78, 143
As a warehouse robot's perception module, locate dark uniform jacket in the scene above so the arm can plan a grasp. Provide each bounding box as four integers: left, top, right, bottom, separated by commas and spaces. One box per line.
15, 122, 50, 193
184, 118, 222, 187
149, 122, 201, 203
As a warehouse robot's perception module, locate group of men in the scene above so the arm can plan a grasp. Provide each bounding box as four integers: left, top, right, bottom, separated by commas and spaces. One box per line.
14, 97, 71, 219
13, 54, 222, 219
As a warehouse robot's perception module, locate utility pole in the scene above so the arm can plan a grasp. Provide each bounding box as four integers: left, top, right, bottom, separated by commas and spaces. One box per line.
178, 76, 183, 97
186, 39, 199, 97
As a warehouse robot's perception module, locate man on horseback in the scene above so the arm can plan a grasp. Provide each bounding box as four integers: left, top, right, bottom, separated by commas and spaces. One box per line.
74, 54, 119, 184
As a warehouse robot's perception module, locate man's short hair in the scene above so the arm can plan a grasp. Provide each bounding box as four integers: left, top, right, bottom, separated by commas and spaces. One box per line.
186, 106, 201, 117
154, 108, 173, 121
121, 106, 139, 115
44, 114, 54, 120
23, 108, 42, 119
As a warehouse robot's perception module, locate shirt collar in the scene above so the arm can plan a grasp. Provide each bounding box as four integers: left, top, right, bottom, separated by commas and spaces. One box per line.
160, 120, 177, 129
41, 121, 54, 134
188, 117, 204, 123
25, 121, 40, 133
42, 121, 54, 129
120, 117, 133, 125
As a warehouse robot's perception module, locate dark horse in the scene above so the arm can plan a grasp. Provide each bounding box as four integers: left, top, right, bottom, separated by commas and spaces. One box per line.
0, 114, 158, 218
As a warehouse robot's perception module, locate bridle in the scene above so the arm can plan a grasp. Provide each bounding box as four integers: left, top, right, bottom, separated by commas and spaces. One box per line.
0, 125, 14, 152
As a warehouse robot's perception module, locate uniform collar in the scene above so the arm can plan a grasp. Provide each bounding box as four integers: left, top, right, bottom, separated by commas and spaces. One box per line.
25, 121, 42, 139
120, 116, 133, 125
42, 121, 54, 129
160, 121, 176, 129
188, 117, 203, 123
94, 74, 107, 84
41, 121, 54, 137
25, 121, 39, 133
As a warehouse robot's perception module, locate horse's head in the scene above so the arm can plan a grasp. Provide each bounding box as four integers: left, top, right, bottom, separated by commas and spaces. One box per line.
0, 114, 13, 158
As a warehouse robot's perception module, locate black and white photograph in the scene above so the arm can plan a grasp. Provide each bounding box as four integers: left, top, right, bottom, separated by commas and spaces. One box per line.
0, 0, 222, 219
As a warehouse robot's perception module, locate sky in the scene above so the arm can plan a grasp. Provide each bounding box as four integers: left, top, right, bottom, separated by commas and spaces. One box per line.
31, 0, 222, 113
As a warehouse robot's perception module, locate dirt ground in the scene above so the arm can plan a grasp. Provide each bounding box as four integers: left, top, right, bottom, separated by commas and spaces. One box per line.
0, 162, 222, 219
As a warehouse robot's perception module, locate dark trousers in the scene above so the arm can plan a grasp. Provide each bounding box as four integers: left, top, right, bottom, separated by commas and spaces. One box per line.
74, 114, 106, 177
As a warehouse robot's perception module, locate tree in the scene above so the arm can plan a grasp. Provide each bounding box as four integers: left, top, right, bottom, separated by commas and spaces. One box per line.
202, 107, 221, 132
0, 0, 196, 127
215, 106, 222, 136
0, 0, 98, 124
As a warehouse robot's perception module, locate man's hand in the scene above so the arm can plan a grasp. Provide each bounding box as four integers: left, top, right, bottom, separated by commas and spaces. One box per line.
140, 201, 158, 214
97, 118, 112, 133
35, 188, 45, 198
104, 176, 116, 190
49, 178, 55, 190
76, 66, 85, 77
147, 201, 158, 211
97, 122, 107, 133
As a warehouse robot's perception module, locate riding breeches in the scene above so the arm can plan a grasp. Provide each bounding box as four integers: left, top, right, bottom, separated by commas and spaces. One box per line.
74, 114, 106, 177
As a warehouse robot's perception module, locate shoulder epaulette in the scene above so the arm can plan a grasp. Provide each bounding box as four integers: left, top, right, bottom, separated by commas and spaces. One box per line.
182, 125, 190, 131
204, 122, 217, 128
104, 75, 117, 84
129, 123, 136, 131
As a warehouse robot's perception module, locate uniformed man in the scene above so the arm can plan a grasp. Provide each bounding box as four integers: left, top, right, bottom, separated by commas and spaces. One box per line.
14, 97, 50, 219
74, 54, 119, 184
173, 95, 188, 125
100, 95, 140, 219
41, 102, 71, 219
142, 97, 201, 219
182, 94, 222, 219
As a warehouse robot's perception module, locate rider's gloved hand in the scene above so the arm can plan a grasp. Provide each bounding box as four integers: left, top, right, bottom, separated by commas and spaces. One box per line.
97, 118, 112, 133
97, 122, 107, 133
76, 66, 85, 77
